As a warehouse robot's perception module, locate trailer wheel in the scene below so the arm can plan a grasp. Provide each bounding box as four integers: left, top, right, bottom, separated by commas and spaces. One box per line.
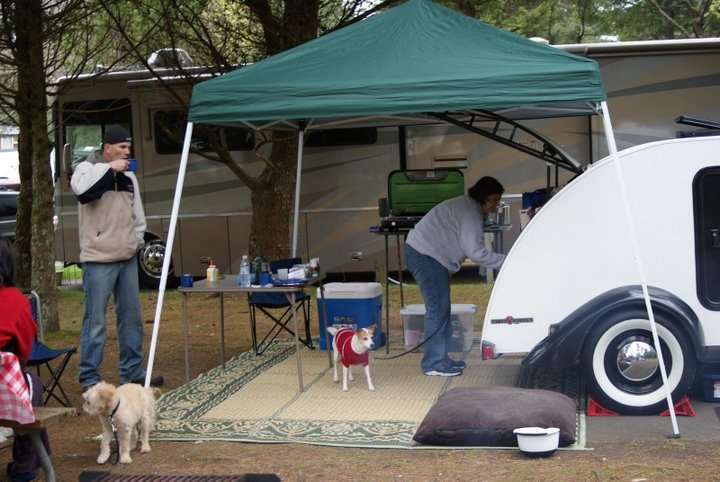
581, 312, 695, 415
138, 236, 176, 289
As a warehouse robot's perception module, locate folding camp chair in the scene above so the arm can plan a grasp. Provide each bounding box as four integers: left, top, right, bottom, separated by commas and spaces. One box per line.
248, 257, 314, 355
23, 290, 77, 407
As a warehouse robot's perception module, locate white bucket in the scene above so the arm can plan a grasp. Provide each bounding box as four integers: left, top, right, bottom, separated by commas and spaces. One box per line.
513, 427, 560, 457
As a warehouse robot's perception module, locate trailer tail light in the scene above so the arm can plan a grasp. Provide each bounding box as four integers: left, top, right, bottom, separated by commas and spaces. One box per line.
481, 340, 496, 360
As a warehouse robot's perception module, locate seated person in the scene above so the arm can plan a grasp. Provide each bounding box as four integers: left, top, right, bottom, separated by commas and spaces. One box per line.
0, 239, 51, 482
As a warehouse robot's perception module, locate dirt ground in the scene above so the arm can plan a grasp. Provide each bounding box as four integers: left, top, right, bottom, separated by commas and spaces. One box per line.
3, 285, 720, 481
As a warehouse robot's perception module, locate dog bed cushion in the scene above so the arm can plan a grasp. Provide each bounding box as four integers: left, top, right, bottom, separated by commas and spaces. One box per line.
413, 386, 577, 447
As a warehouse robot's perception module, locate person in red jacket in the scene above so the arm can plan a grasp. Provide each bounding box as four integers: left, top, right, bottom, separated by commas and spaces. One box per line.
0, 239, 50, 482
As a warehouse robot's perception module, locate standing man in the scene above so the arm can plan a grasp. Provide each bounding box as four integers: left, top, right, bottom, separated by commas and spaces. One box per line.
71, 125, 162, 390
405, 176, 506, 377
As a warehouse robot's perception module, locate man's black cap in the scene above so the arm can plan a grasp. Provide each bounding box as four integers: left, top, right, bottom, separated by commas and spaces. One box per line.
102, 125, 132, 145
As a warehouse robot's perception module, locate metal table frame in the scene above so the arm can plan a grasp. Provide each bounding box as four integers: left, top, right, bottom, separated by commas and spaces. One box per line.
377, 229, 409, 354
179, 276, 328, 392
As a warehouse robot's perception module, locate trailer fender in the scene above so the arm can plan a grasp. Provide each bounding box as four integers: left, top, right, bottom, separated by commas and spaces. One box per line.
522, 285, 703, 370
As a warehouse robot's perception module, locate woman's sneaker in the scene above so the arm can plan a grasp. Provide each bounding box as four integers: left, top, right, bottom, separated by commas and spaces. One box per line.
424, 362, 462, 377
446, 358, 466, 370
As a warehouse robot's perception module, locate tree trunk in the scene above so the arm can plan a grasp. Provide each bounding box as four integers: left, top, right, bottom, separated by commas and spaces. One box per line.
248, 134, 297, 260
240, 0, 320, 262
14, 0, 59, 330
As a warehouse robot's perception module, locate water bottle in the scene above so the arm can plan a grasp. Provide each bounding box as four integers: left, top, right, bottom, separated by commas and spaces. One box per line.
238, 255, 251, 287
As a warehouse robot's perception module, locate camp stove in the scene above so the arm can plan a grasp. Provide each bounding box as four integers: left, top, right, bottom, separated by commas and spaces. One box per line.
380, 169, 465, 230
380, 215, 424, 230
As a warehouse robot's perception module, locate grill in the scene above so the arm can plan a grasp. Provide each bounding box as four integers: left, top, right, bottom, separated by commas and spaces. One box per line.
379, 169, 464, 230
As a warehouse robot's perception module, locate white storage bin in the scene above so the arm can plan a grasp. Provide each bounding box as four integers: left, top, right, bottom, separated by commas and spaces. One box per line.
400, 304, 476, 352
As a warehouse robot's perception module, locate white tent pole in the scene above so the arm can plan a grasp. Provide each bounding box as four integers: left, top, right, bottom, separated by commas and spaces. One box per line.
146, 122, 194, 387
291, 129, 304, 257
600, 102, 680, 436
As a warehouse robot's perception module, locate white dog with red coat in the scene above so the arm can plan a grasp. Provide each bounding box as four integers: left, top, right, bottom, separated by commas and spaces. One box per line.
327, 324, 376, 392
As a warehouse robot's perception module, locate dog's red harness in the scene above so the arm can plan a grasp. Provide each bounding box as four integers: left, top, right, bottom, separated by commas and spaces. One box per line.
334, 327, 369, 368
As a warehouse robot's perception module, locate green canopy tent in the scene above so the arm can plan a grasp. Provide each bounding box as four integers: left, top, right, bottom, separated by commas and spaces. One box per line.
154, 1, 684, 420
182, 0, 608, 259
188, 0, 605, 127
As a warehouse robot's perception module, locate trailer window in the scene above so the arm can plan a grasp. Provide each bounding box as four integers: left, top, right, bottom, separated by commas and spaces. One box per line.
60, 99, 132, 163
153, 110, 254, 154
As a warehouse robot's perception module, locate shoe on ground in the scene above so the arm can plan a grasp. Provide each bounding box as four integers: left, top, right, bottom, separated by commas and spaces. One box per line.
6, 462, 36, 482
447, 358, 466, 370
424, 363, 462, 377
130, 374, 164, 387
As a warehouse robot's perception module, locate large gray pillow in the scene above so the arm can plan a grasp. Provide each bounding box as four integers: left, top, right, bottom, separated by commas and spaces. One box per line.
413, 386, 577, 446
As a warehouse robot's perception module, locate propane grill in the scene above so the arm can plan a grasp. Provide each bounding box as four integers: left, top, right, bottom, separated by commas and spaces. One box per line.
379, 169, 465, 231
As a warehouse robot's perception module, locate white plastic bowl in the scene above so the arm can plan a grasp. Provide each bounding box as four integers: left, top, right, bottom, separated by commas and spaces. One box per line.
513, 426, 560, 457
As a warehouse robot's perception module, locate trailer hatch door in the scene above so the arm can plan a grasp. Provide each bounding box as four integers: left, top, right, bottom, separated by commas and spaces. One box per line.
694, 166, 720, 310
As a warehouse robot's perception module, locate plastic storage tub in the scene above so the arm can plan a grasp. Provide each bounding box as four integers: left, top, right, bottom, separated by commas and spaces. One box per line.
316, 282, 383, 350
400, 304, 476, 352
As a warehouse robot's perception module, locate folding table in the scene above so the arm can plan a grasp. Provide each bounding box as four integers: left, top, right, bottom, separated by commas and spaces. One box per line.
179, 276, 328, 392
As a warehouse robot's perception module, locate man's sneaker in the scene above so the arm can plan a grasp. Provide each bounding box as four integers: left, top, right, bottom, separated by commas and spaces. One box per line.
447, 358, 466, 370
424, 363, 462, 377
130, 375, 164, 387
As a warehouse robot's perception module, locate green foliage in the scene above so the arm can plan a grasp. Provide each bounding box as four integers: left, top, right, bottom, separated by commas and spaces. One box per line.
600, 0, 720, 40
436, 0, 719, 44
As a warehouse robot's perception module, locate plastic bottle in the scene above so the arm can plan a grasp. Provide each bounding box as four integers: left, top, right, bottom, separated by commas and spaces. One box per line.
206, 258, 219, 282
250, 256, 262, 285
252, 255, 267, 284
238, 255, 251, 287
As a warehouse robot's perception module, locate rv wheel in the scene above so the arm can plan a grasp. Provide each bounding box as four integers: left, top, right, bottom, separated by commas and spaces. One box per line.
581, 312, 695, 415
137, 236, 176, 289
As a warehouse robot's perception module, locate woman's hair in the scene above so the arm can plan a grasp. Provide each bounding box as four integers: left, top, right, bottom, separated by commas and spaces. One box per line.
0, 238, 16, 287
467, 176, 504, 204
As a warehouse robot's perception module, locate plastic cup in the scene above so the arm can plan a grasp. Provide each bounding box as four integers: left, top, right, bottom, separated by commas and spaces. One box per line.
277, 269, 289, 280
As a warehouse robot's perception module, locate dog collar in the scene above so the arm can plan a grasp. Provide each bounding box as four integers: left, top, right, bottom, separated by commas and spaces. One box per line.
109, 400, 121, 465
109, 400, 120, 419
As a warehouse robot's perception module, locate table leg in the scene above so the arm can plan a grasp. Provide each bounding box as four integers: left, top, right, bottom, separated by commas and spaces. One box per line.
397, 233, 405, 307
286, 292, 304, 392
220, 292, 226, 370
182, 292, 189, 383
318, 283, 331, 367
384, 234, 390, 354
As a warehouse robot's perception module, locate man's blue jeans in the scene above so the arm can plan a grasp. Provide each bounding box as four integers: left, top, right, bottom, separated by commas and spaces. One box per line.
78, 257, 145, 387
404, 244, 452, 372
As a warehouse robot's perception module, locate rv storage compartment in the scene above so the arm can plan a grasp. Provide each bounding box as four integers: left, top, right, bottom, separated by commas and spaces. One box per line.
317, 282, 383, 350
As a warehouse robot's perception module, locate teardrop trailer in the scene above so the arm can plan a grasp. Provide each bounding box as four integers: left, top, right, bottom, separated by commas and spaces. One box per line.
481, 131, 720, 415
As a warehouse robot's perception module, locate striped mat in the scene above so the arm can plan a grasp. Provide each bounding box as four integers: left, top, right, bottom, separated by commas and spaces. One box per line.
154, 340, 584, 449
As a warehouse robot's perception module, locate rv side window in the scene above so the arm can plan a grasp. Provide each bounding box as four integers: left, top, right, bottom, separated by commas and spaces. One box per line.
60, 99, 132, 163
153, 110, 255, 154
305, 127, 377, 148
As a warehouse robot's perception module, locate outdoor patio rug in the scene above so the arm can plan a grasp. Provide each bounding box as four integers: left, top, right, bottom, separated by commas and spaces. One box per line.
154, 340, 585, 449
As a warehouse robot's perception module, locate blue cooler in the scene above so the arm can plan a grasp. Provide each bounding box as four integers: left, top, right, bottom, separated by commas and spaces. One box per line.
316, 282, 384, 350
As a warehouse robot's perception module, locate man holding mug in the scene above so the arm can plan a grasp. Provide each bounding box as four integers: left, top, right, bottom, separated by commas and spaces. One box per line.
70, 125, 163, 391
